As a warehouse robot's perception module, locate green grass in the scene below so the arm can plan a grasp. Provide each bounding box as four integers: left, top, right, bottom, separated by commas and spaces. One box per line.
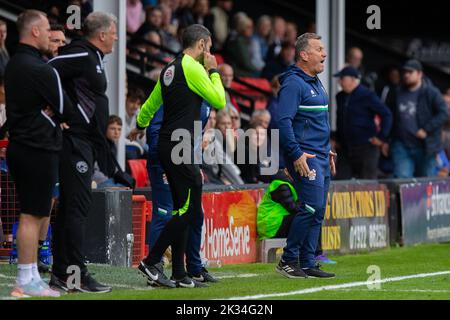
1, 244, 450, 300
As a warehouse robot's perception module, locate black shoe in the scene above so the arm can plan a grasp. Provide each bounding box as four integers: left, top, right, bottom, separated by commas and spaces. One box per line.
276, 260, 308, 279
171, 276, 208, 288
303, 264, 335, 278
188, 268, 218, 283
49, 273, 70, 292
38, 260, 51, 273
77, 272, 112, 293
138, 261, 176, 288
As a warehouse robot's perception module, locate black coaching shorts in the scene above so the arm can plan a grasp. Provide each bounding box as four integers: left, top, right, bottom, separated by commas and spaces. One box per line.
6, 141, 58, 217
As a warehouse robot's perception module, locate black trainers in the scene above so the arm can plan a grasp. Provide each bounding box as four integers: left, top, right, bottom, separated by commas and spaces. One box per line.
138, 261, 176, 288
276, 260, 308, 279
38, 260, 51, 273
171, 276, 208, 288
188, 268, 218, 283
303, 264, 335, 278
49, 273, 70, 292
77, 272, 112, 293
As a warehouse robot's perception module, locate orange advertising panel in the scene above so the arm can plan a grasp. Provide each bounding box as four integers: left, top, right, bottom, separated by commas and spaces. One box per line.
201, 189, 264, 265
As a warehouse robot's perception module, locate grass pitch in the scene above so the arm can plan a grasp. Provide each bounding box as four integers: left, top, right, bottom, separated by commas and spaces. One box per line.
1, 244, 449, 300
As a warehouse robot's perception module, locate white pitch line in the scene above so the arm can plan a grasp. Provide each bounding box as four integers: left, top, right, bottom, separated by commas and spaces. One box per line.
335, 288, 450, 293
224, 271, 450, 300
0, 274, 15, 280
216, 273, 258, 280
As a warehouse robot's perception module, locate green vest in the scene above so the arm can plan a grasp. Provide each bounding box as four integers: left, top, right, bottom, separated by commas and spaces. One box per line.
257, 180, 298, 240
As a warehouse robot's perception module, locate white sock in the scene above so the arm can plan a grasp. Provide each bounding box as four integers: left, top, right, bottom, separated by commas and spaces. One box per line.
17, 264, 33, 286
31, 263, 42, 282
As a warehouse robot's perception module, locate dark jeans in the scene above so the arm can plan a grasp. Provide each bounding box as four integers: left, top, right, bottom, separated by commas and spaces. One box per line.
347, 144, 380, 179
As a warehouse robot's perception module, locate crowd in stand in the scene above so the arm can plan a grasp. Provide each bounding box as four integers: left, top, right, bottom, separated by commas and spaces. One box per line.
1, 0, 450, 186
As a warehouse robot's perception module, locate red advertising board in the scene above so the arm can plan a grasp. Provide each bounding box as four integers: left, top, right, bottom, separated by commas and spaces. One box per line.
201, 189, 264, 265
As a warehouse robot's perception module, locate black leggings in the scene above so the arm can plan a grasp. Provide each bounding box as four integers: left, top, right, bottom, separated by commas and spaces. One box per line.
144, 140, 203, 279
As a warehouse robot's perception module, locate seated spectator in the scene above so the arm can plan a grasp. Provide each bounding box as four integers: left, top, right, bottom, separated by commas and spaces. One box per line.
266, 16, 286, 62
124, 87, 147, 159
143, 31, 167, 80
229, 106, 241, 132
249, 109, 271, 129
135, 5, 163, 38
210, 0, 233, 50
218, 63, 240, 112
204, 108, 216, 132
285, 21, 298, 45
175, 0, 195, 29
159, 2, 182, 52
377, 65, 401, 103
216, 109, 236, 154
252, 15, 272, 63
126, 0, 144, 34
92, 116, 126, 189
334, 66, 393, 180
262, 41, 295, 81
0, 19, 9, 78
226, 15, 260, 77
192, 0, 215, 37
236, 123, 271, 184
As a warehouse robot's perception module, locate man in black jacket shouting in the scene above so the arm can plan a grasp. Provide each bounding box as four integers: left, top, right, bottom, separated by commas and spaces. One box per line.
5, 10, 72, 298
49, 11, 117, 294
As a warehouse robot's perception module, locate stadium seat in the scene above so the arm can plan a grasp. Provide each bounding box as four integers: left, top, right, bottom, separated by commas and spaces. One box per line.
258, 238, 287, 263
128, 159, 150, 188
231, 77, 271, 97
214, 53, 225, 65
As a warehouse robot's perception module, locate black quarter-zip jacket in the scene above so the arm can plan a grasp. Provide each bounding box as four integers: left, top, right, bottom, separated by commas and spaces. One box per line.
5, 43, 73, 151
49, 38, 113, 175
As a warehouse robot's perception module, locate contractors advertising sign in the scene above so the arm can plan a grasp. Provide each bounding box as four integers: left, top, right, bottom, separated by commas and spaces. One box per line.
200, 189, 264, 265
400, 181, 450, 245
321, 183, 390, 253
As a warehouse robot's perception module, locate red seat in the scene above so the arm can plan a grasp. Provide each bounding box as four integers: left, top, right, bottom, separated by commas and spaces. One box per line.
128, 159, 150, 188
215, 53, 225, 65
230, 77, 271, 97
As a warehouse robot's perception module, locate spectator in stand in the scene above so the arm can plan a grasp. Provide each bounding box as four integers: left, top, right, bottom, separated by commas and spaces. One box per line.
218, 63, 240, 112
229, 106, 241, 132
143, 31, 167, 80
175, 0, 195, 29
204, 107, 216, 131
285, 21, 298, 45
124, 87, 147, 159
210, 0, 233, 50
249, 109, 271, 129
227, 15, 260, 77
262, 41, 295, 81
141, 0, 158, 9
236, 123, 270, 184
192, 0, 215, 37
0, 20, 9, 77
252, 15, 272, 65
92, 116, 126, 188
377, 65, 401, 103
384, 59, 448, 178
135, 6, 163, 38
334, 66, 392, 180
159, 2, 182, 52
441, 92, 450, 161
216, 109, 236, 154
0, 75, 5, 131
266, 16, 286, 62
127, 0, 144, 34
346, 46, 377, 91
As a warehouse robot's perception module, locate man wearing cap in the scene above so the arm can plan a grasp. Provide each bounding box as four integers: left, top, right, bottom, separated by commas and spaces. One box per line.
384, 59, 447, 178
334, 66, 392, 179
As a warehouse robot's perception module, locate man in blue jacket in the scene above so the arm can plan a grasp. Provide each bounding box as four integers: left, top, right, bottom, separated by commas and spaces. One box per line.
275, 33, 336, 279
334, 66, 392, 179
384, 59, 448, 178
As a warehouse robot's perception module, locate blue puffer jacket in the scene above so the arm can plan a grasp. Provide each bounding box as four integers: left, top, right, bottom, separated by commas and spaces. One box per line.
276, 64, 331, 162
